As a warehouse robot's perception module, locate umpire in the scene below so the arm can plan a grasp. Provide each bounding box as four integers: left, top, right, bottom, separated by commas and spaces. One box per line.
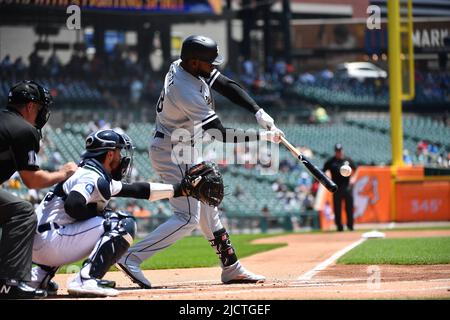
0, 81, 77, 299
322, 144, 357, 232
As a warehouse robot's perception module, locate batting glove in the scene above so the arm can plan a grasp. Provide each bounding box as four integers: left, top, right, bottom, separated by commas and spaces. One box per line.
271, 125, 285, 139
255, 109, 275, 130
260, 130, 283, 144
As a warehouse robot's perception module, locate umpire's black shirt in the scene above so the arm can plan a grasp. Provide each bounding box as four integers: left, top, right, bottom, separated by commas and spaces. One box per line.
322, 156, 356, 189
0, 108, 40, 184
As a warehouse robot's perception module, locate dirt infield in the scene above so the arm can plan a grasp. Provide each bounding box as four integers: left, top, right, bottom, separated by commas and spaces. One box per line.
52, 230, 450, 299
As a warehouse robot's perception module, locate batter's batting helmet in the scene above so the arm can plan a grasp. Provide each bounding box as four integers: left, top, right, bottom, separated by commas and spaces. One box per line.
180, 35, 224, 65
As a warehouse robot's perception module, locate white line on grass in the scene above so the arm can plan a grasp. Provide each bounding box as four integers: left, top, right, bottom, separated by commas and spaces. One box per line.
297, 238, 366, 281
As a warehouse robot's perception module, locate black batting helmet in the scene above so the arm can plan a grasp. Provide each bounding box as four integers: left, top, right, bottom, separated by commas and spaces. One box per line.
7, 80, 53, 129
180, 35, 224, 65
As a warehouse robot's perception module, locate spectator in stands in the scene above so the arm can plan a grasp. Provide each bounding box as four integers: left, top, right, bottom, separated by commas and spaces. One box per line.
241, 57, 255, 87
442, 110, 449, 126
300, 191, 315, 211
233, 186, 246, 201
47, 51, 61, 78
260, 205, 273, 229
261, 205, 271, 218
298, 72, 316, 84
299, 145, 314, 159
126, 201, 139, 214
283, 192, 299, 211
274, 58, 287, 80
130, 166, 140, 182
27, 189, 41, 209
403, 149, 413, 165
271, 179, 284, 193
279, 159, 293, 173
87, 120, 101, 134
319, 69, 333, 80
130, 77, 144, 106
1, 55, 13, 78
414, 141, 428, 165
310, 105, 330, 124
296, 171, 312, 193
97, 119, 110, 130
252, 72, 267, 93
133, 205, 151, 219
28, 49, 43, 78
13, 57, 27, 80
155, 204, 165, 216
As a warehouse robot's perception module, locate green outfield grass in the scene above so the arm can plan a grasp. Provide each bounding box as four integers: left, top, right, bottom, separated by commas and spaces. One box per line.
57, 233, 286, 273
337, 237, 450, 265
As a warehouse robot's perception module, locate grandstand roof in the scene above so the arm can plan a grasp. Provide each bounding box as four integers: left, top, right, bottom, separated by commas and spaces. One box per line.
0, 2, 225, 27
371, 0, 450, 17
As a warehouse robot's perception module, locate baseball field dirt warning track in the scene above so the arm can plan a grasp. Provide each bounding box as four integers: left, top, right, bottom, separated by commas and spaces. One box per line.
52, 230, 450, 299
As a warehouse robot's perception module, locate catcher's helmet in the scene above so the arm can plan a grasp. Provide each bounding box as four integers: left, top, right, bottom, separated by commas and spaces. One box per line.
82, 129, 134, 181
7, 80, 53, 129
180, 35, 224, 65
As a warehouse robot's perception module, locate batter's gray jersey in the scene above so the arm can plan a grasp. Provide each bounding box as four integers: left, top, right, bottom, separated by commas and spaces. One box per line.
121, 58, 264, 283
121, 60, 225, 265
155, 59, 221, 140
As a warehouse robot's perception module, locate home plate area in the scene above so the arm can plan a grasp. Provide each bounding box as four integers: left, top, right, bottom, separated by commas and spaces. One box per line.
50, 231, 450, 300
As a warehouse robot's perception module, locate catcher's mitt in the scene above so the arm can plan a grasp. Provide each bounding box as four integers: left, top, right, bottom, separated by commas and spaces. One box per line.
179, 161, 224, 207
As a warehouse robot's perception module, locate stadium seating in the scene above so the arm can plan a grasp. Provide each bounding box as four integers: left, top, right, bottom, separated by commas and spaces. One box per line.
3, 114, 446, 232
345, 115, 450, 148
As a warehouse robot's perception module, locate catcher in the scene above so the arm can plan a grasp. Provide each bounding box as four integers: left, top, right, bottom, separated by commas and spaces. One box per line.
29, 129, 222, 297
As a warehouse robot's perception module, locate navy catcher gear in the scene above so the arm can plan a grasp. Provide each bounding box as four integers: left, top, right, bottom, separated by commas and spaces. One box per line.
81, 129, 134, 181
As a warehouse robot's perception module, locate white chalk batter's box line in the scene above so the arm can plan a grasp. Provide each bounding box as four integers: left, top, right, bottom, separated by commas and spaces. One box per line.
117, 284, 450, 298
119, 237, 450, 297
123, 237, 367, 291
297, 238, 367, 281
116, 277, 450, 295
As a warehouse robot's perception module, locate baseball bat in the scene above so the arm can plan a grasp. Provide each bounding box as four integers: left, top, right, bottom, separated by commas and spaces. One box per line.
279, 136, 338, 193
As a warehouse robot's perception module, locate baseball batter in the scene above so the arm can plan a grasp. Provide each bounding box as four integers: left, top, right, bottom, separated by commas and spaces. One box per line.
117, 35, 284, 288
30, 129, 212, 297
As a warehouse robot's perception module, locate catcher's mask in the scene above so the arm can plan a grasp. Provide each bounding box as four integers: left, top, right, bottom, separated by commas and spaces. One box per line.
7, 80, 53, 130
81, 129, 134, 181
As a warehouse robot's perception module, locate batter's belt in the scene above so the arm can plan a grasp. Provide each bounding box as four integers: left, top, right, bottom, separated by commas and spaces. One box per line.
154, 131, 195, 147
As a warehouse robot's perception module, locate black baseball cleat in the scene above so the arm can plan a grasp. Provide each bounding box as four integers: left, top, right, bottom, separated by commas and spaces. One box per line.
0, 279, 47, 299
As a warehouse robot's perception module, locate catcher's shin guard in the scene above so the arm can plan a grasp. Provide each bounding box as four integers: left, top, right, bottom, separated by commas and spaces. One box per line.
210, 228, 238, 267
84, 215, 136, 279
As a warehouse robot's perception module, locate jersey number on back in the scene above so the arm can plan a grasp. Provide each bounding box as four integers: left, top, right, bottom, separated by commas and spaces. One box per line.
156, 90, 165, 113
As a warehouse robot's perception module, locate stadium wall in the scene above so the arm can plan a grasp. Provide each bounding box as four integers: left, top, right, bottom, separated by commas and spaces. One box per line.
318, 166, 450, 230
